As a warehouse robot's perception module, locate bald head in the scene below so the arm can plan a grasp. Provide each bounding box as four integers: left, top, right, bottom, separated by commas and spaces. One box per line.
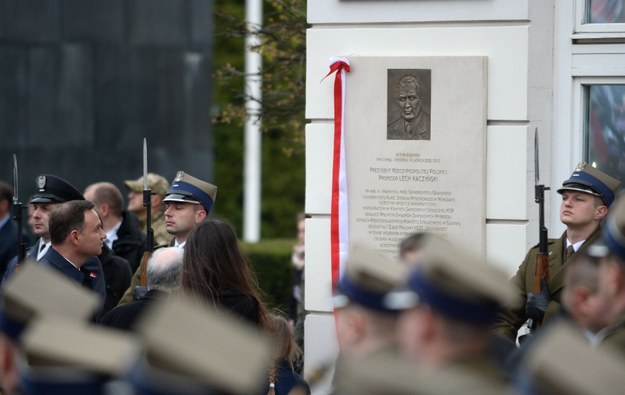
84, 182, 124, 217
147, 247, 184, 292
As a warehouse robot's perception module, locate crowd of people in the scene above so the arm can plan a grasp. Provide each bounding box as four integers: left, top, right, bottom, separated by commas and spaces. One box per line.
0, 161, 624, 394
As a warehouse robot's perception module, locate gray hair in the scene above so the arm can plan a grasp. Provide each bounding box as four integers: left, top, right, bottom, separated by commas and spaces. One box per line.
147, 247, 184, 292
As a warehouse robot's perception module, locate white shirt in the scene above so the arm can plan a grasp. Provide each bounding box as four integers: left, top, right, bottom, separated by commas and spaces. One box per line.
105, 220, 122, 250
36, 239, 51, 260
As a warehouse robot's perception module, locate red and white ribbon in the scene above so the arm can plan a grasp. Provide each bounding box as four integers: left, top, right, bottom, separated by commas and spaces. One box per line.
324, 57, 350, 285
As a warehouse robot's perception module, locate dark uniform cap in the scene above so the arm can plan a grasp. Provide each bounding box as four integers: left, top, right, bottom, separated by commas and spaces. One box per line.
29, 174, 84, 204
333, 244, 407, 314
385, 235, 518, 324
124, 173, 170, 197
163, 171, 217, 212
518, 322, 625, 395
133, 294, 271, 395
556, 163, 621, 207
18, 317, 140, 394
0, 262, 100, 341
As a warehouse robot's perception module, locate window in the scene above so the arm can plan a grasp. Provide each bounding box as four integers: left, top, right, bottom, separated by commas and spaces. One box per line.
583, 84, 625, 184
575, 0, 625, 34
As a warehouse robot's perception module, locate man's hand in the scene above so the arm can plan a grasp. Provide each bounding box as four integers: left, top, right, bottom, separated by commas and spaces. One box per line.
526, 277, 551, 322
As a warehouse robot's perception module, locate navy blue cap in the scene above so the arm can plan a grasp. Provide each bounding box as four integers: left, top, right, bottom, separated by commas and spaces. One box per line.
406, 268, 501, 324
383, 235, 517, 325
333, 245, 406, 314
557, 163, 621, 207
30, 174, 84, 204
163, 171, 217, 213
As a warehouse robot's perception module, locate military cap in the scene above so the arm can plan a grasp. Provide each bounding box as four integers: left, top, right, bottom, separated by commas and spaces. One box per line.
163, 171, 217, 212
557, 163, 621, 207
133, 294, 271, 395
29, 174, 84, 204
385, 235, 518, 324
18, 317, 140, 394
518, 322, 625, 395
333, 244, 407, 313
124, 173, 170, 197
0, 262, 100, 341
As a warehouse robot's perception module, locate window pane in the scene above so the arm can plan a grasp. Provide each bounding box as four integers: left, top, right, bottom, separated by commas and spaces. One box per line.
587, 0, 625, 23
586, 85, 625, 185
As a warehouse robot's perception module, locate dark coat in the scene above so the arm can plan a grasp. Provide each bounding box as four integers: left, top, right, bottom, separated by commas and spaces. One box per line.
112, 211, 146, 273
99, 288, 167, 331
40, 247, 106, 305
0, 217, 30, 280
2, 241, 40, 286
98, 245, 132, 315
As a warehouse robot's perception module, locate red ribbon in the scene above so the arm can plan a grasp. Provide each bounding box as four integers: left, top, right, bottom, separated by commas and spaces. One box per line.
327, 60, 350, 286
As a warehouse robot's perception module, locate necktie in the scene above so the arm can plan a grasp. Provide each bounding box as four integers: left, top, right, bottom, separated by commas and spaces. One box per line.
565, 245, 575, 261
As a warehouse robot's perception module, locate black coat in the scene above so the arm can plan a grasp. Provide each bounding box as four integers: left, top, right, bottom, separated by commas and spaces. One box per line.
40, 247, 107, 304
0, 217, 30, 280
99, 245, 132, 315
112, 211, 145, 273
99, 288, 167, 331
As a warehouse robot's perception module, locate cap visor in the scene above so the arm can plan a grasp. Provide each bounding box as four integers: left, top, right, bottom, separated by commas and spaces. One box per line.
124, 181, 143, 192
556, 186, 601, 197
163, 193, 201, 204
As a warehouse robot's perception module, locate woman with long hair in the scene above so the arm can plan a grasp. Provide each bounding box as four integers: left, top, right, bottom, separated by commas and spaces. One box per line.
181, 219, 269, 329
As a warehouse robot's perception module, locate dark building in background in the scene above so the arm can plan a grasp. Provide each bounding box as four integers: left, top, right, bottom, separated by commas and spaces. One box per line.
0, 0, 215, 201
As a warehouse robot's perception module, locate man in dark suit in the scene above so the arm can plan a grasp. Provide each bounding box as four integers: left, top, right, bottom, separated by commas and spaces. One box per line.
84, 181, 144, 272
2, 174, 87, 284
41, 200, 107, 303
99, 246, 182, 331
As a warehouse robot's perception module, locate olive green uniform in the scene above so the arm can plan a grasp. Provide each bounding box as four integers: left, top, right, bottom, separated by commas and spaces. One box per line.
138, 210, 171, 247
493, 228, 602, 341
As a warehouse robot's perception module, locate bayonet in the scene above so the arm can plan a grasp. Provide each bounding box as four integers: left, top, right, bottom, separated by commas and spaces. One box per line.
140, 138, 154, 287
531, 128, 550, 329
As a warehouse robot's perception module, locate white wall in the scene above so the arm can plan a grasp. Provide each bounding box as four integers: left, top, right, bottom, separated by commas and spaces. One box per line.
304, 1, 555, 392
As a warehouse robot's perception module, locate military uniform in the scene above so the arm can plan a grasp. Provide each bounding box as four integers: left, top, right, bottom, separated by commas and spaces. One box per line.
494, 228, 602, 341
117, 171, 217, 306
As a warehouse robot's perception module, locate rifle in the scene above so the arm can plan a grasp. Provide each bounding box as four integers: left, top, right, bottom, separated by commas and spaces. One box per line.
12, 154, 26, 265
533, 128, 550, 293
139, 138, 154, 288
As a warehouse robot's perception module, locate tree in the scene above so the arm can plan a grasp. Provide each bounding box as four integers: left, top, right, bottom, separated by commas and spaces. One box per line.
213, 0, 307, 238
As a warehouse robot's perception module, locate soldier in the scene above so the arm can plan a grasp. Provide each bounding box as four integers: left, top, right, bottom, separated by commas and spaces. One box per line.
583, 193, 625, 353
332, 245, 406, 360
124, 172, 171, 247
493, 164, 621, 341
162, 171, 218, 248
386, 235, 517, 387
117, 171, 217, 305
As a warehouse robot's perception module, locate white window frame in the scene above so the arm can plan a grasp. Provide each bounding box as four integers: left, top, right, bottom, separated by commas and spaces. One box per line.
574, 0, 625, 36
